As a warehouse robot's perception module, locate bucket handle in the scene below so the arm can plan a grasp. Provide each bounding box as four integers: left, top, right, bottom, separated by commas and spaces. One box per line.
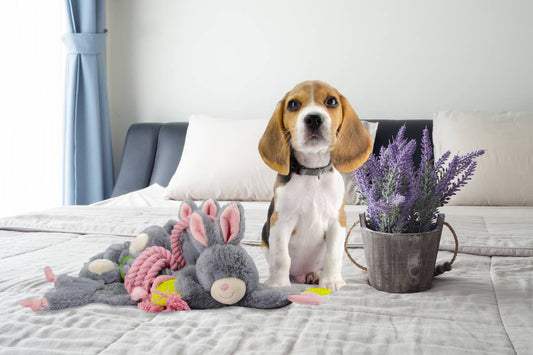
344, 220, 459, 276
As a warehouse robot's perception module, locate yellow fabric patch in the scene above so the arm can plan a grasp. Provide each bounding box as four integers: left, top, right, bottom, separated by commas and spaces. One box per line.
305, 288, 331, 296
151, 279, 179, 306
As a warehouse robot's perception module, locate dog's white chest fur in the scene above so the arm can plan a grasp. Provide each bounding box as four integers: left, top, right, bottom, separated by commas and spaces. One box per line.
273, 169, 345, 279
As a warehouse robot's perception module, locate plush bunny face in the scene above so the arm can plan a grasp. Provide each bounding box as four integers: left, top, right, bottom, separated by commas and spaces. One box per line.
188, 202, 258, 305
195, 244, 259, 304
210, 277, 246, 305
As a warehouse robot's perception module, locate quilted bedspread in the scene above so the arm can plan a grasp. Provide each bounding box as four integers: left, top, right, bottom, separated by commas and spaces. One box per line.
0, 202, 532, 354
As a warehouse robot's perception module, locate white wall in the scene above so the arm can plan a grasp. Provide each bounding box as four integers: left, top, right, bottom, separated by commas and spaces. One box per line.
0, 1, 64, 217
106, 0, 533, 173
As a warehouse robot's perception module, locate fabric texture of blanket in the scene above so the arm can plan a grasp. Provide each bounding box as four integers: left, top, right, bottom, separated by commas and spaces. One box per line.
0, 197, 532, 354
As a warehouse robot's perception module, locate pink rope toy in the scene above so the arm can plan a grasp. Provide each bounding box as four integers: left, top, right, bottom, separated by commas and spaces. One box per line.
124, 216, 191, 310
138, 286, 190, 312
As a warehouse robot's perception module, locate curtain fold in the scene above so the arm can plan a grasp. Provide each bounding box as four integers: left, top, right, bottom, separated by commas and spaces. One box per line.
63, 0, 114, 205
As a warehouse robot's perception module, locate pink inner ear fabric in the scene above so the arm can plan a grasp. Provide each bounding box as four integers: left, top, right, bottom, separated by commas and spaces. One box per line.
221, 204, 240, 244
190, 213, 208, 247
180, 204, 193, 220
202, 199, 218, 217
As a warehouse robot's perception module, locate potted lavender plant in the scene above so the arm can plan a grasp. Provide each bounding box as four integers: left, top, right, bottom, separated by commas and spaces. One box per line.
346, 125, 485, 293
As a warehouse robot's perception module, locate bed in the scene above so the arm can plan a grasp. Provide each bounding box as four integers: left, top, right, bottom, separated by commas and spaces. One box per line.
1, 115, 532, 354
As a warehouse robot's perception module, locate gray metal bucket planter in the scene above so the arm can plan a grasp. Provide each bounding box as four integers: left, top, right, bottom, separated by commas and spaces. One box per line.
345, 213, 458, 293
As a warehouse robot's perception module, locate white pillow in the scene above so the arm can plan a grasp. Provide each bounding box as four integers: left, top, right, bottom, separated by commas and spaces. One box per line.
166, 115, 276, 201
433, 110, 533, 206
343, 121, 379, 204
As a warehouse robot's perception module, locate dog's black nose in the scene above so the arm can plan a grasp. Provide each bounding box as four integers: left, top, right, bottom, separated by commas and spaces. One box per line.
304, 114, 323, 130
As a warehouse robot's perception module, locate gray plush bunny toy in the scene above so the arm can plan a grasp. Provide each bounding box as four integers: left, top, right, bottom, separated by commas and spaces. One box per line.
173, 202, 300, 309
74, 197, 221, 285
79, 219, 177, 284
19, 220, 177, 311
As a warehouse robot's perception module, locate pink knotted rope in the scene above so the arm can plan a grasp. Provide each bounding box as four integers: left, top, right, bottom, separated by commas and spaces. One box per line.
137, 292, 190, 312
170, 216, 190, 270
124, 246, 177, 295
124, 214, 194, 311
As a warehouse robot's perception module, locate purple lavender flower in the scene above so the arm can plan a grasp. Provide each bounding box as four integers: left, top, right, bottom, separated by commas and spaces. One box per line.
353, 125, 485, 233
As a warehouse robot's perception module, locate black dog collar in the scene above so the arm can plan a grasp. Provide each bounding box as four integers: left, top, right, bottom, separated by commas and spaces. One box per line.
293, 160, 333, 179
287, 145, 333, 179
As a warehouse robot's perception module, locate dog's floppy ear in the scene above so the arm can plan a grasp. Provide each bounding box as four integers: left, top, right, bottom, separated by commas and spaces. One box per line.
258, 97, 290, 175
331, 95, 373, 173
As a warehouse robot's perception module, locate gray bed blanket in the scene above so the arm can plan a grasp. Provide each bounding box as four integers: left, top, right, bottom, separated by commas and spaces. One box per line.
0, 204, 532, 354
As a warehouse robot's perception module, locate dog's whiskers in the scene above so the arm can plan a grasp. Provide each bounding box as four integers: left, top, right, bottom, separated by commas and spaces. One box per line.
282, 128, 296, 143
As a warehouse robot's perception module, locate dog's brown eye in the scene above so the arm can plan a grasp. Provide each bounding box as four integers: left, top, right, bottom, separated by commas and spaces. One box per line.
287, 99, 301, 112
325, 96, 338, 108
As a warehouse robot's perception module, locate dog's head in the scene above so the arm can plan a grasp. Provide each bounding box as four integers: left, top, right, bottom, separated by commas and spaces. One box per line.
258, 80, 372, 175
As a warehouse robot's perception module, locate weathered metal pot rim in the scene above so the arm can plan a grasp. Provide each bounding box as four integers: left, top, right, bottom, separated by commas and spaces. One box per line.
360, 213, 446, 237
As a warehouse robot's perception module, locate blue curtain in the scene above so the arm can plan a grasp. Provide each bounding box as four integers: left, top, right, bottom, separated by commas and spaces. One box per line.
62, 0, 114, 205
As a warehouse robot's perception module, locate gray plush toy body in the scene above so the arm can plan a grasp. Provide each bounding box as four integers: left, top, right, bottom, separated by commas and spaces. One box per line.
173, 202, 297, 309
19, 198, 228, 311
79, 219, 177, 284
20, 220, 177, 311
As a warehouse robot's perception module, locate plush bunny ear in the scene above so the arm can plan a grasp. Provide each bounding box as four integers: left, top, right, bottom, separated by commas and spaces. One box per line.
200, 198, 219, 219
189, 212, 208, 247
179, 200, 197, 220
219, 203, 245, 245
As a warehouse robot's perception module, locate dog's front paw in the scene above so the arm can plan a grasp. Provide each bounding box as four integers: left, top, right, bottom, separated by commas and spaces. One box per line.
319, 277, 345, 292
265, 276, 291, 288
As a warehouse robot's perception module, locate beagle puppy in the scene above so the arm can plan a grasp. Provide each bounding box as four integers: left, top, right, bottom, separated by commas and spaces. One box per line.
258, 81, 372, 291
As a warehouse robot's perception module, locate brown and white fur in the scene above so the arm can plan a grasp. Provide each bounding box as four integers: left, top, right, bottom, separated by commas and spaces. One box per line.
258, 80, 372, 291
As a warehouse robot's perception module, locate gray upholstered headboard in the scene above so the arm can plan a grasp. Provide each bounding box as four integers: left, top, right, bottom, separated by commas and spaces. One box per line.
111, 123, 188, 197
111, 119, 432, 198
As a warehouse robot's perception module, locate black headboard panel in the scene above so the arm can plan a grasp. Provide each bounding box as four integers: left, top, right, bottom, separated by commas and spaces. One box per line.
111, 119, 432, 198
368, 119, 433, 167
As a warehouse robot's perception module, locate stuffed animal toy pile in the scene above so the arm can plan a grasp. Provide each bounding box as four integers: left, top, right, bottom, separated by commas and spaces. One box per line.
20, 199, 322, 312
